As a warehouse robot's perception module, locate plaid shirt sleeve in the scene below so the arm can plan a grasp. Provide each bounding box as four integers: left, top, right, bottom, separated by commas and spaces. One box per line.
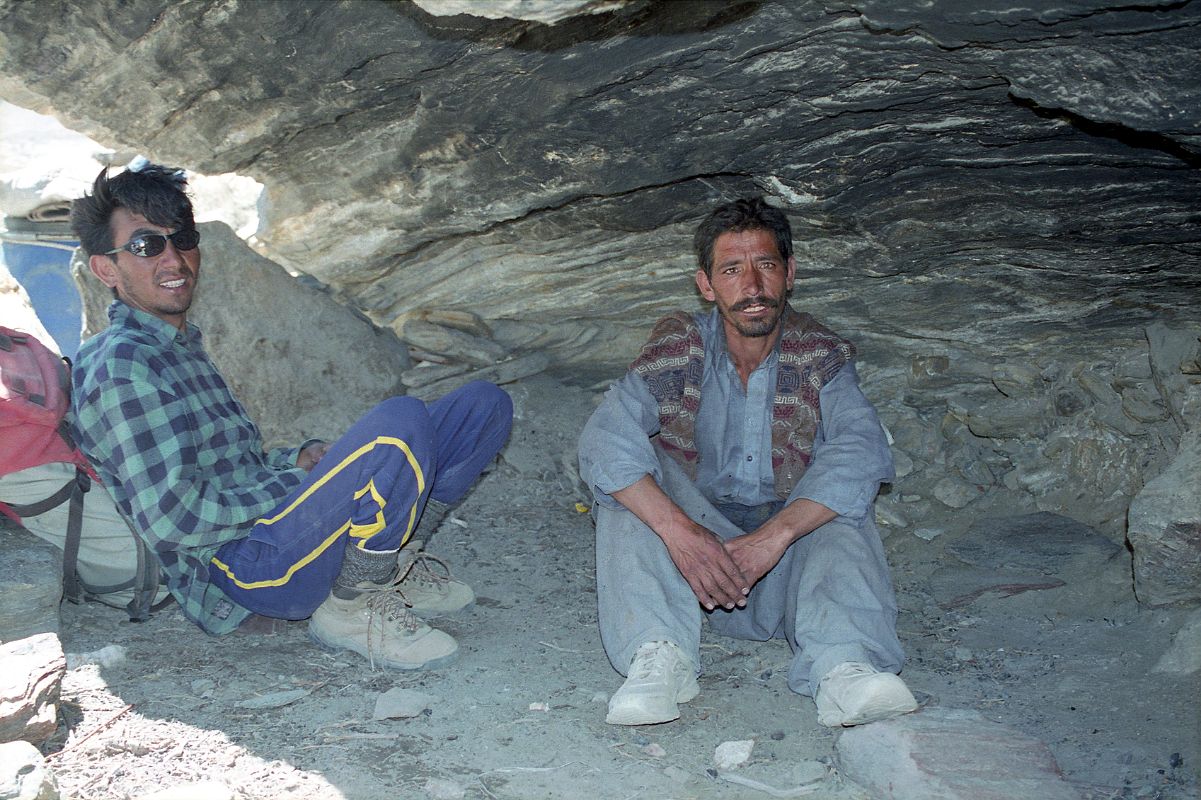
265, 445, 303, 470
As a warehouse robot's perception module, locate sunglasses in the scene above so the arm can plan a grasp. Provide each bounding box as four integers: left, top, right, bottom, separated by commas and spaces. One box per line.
105, 228, 200, 258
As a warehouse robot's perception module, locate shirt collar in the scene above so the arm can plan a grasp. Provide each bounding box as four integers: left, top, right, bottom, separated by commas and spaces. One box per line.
108, 300, 201, 347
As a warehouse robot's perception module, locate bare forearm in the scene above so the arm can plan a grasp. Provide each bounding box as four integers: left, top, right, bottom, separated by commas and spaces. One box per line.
611, 475, 691, 540
611, 475, 749, 610
727, 499, 837, 586
762, 498, 837, 548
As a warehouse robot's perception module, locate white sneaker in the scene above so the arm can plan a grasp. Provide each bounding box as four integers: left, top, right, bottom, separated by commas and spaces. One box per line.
606, 641, 699, 726
395, 541, 474, 617
308, 583, 458, 671
814, 662, 917, 727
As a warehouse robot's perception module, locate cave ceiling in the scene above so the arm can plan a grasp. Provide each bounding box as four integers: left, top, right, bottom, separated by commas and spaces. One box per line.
0, 0, 1197, 372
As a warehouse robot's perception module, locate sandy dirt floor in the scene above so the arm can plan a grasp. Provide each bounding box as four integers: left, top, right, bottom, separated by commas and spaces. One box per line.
33, 374, 1200, 800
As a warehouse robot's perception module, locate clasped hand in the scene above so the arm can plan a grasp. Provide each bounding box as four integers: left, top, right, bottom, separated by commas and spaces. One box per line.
663, 522, 792, 612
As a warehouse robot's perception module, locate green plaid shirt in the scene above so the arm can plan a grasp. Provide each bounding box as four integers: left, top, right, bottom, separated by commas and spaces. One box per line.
71, 302, 306, 634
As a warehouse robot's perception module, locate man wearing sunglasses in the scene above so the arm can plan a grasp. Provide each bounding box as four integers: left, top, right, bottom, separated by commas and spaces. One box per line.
69, 163, 512, 670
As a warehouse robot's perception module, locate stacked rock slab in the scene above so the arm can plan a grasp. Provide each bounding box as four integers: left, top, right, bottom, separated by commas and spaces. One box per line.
0, 524, 65, 749
394, 309, 549, 402
1128, 428, 1201, 606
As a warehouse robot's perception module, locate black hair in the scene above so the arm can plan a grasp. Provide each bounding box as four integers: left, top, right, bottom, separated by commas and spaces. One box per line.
693, 196, 792, 277
71, 163, 195, 257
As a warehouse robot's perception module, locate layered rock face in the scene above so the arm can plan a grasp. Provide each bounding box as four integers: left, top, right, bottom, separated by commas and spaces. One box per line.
1, 0, 1198, 595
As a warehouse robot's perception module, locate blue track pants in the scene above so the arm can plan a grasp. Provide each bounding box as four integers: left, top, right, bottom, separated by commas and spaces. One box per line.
209, 381, 512, 619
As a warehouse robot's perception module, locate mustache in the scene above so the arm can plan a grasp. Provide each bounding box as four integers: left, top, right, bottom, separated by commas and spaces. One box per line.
730, 294, 783, 312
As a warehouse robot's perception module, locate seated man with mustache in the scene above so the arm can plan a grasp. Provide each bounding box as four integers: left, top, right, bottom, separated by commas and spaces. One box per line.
579, 196, 917, 727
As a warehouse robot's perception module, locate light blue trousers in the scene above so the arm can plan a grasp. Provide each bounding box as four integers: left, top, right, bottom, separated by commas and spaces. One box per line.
595, 449, 904, 697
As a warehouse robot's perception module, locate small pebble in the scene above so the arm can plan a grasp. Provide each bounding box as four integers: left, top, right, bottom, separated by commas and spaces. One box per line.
642, 743, 667, 758
714, 739, 754, 770
373, 688, 434, 720
770, 731, 785, 741
66, 644, 127, 670
528, 701, 549, 712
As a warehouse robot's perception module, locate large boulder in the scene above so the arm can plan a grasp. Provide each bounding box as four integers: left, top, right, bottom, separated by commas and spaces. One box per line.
1128, 429, 1201, 606
0, 739, 58, 799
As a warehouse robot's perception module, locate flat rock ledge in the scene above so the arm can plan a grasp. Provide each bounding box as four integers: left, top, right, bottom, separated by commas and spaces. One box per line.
835, 707, 1083, 800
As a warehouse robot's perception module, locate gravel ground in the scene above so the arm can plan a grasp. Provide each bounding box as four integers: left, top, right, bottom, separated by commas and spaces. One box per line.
26, 374, 1201, 800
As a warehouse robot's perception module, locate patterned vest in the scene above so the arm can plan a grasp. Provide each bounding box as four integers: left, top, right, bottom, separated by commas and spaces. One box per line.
630, 306, 855, 499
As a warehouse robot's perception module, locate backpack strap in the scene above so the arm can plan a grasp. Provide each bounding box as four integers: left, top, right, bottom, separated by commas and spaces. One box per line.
62, 478, 173, 622
4, 477, 76, 518
3, 464, 172, 622
6, 466, 93, 606
59, 465, 91, 605
123, 521, 173, 622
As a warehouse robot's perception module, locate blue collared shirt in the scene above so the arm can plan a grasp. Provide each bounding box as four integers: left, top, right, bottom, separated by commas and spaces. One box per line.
578, 308, 894, 519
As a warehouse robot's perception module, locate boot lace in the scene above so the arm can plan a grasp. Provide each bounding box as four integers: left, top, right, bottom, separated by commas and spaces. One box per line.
354, 581, 425, 670
396, 550, 457, 592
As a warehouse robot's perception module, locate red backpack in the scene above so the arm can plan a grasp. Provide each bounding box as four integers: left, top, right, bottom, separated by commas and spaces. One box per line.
0, 326, 89, 478
0, 325, 165, 621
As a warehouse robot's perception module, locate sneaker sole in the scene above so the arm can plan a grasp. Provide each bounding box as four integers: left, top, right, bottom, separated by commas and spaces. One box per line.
605, 703, 680, 726
604, 678, 700, 726
307, 628, 459, 671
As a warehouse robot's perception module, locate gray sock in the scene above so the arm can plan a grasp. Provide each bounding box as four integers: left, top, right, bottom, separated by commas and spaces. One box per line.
417, 498, 453, 539
331, 545, 398, 600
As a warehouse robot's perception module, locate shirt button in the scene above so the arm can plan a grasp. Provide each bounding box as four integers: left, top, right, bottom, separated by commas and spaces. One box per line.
746, 455, 753, 462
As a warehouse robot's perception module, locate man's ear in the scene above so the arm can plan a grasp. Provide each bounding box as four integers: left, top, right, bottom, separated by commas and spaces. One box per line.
695, 269, 716, 302
88, 254, 119, 289
785, 256, 796, 291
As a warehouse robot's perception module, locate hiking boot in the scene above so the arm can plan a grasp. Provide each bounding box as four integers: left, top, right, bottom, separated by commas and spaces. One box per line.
606, 641, 699, 726
308, 585, 458, 670
308, 543, 457, 670
814, 662, 917, 727
395, 541, 474, 617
